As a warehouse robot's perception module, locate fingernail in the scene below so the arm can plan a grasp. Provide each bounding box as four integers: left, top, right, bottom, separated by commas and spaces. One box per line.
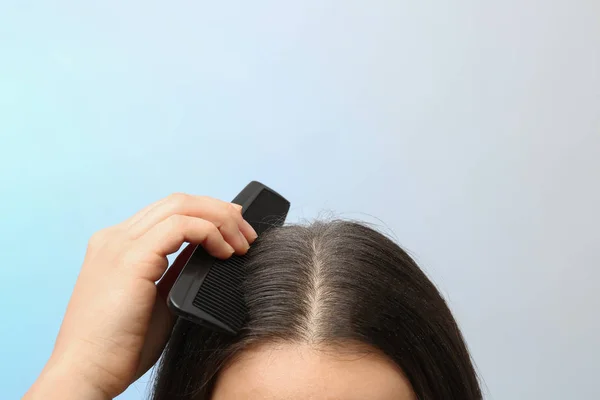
244, 221, 258, 242
226, 243, 235, 255
232, 203, 243, 211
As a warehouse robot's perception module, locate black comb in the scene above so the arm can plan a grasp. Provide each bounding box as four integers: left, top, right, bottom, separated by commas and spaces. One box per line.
167, 181, 290, 334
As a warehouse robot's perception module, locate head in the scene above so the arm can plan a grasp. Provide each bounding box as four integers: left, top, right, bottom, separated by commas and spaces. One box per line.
152, 220, 482, 400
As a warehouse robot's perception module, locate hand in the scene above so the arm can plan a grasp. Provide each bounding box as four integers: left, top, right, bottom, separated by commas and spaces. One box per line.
25, 194, 258, 399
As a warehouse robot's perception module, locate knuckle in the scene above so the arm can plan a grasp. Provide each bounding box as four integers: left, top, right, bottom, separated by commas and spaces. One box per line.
88, 228, 110, 248
206, 221, 220, 236
165, 214, 187, 230
227, 203, 240, 218
167, 192, 189, 208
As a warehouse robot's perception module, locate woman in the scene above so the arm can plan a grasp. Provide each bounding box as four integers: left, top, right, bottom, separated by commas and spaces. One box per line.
25, 193, 482, 399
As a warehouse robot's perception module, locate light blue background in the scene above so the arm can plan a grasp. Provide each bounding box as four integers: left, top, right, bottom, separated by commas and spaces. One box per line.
1, 1, 599, 399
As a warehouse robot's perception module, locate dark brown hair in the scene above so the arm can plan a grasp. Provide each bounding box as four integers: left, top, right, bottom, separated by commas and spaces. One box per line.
151, 220, 482, 399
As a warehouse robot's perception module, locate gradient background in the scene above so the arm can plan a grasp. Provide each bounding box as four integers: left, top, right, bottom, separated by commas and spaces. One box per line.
1, 1, 599, 399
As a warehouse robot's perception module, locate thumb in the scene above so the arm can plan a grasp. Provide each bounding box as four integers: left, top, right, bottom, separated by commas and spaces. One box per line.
156, 243, 198, 299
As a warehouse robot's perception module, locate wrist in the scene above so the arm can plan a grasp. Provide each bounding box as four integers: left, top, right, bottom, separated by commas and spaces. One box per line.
25, 357, 110, 400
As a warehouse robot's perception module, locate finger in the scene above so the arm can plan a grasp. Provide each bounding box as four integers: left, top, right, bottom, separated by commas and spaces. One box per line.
128, 194, 253, 254
156, 243, 198, 299
117, 197, 170, 230
134, 215, 235, 282
231, 203, 259, 244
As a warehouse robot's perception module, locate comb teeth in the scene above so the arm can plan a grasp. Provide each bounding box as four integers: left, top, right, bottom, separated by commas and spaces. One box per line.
192, 254, 248, 332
